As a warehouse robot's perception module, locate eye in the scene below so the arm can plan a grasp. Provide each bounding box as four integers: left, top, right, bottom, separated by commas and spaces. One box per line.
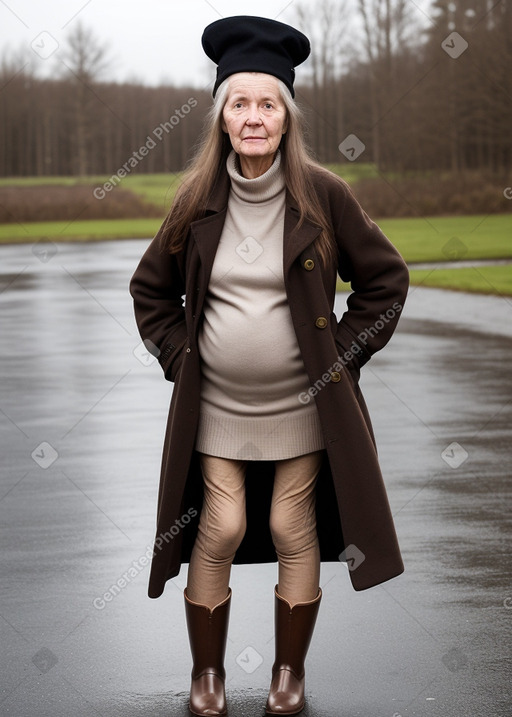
263, 102, 274, 110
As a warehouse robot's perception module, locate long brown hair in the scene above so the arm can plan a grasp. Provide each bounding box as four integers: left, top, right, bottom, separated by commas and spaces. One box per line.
159, 75, 337, 267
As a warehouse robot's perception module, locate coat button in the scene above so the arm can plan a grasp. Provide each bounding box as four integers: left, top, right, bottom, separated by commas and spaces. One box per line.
304, 259, 315, 271
315, 316, 328, 329
330, 371, 341, 382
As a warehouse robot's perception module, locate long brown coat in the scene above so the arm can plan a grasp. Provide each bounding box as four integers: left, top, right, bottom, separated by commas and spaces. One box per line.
129, 164, 409, 599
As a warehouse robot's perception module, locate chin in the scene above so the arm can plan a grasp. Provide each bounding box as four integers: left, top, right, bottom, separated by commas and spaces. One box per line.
240, 146, 274, 157
241, 150, 270, 157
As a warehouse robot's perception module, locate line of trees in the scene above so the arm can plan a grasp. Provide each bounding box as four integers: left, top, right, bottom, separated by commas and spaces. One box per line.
0, 0, 510, 177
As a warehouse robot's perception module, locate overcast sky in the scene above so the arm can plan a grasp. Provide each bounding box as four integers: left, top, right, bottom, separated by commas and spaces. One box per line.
0, 0, 308, 87
1, 0, 434, 88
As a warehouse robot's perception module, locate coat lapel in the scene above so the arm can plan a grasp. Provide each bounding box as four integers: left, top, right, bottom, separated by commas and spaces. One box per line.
191, 210, 228, 275
283, 191, 322, 274
189, 170, 230, 322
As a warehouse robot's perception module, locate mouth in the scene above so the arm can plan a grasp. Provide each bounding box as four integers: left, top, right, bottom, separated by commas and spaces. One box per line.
243, 136, 266, 141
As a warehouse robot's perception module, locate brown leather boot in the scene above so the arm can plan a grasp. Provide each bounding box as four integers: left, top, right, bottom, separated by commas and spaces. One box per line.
265, 585, 322, 715
184, 588, 231, 716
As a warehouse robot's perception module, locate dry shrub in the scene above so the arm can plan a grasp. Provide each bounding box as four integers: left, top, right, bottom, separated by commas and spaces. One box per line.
350, 172, 512, 218
0, 185, 163, 223
2, 172, 510, 224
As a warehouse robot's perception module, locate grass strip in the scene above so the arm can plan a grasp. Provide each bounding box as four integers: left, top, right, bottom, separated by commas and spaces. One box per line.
377, 215, 512, 263
408, 265, 512, 296
336, 264, 511, 296
1, 214, 510, 264
0, 219, 162, 243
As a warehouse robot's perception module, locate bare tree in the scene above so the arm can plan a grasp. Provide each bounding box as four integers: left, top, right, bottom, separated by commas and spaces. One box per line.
60, 22, 110, 83
293, 0, 353, 161
357, 0, 412, 168
60, 22, 110, 175
1, 1, 510, 178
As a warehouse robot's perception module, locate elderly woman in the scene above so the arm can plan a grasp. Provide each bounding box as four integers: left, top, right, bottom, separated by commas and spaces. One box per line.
130, 15, 409, 717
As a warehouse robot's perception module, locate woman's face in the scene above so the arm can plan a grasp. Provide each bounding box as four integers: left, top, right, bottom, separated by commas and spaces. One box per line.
221, 73, 288, 178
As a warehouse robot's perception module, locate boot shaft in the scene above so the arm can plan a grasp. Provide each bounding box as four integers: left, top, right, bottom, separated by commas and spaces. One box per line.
272, 586, 322, 679
184, 588, 232, 679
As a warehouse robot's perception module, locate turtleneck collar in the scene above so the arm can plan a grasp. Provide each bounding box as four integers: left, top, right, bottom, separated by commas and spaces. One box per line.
226, 149, 286, 203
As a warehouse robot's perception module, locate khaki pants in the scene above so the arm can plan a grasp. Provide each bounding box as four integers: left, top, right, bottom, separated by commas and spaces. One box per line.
186, 451, 323, 609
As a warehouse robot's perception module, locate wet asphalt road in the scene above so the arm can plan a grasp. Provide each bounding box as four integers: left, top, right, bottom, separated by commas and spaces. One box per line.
0, 239, 511, 717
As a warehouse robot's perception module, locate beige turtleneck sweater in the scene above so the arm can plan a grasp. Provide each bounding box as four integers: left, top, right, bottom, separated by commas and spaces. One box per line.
195, 150, 324, 460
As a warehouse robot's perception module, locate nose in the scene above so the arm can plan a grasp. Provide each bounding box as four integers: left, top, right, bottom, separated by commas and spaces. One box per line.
245, 104, 262, 125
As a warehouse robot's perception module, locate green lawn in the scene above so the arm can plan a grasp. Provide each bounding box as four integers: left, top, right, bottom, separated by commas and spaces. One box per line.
377, 215, 512, 263
1, 213, 510, 263
115, 173, 183, 207
0, 218, 161, 242
322, 163, 380, 183
409, 264, 512, 296
1, 172, 511, 295
335, 264, 512, 296
0, 164, 380, 210
3, 171, 510, 261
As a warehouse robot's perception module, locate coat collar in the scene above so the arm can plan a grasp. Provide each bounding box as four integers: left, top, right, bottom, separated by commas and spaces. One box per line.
190, 164, 322, 276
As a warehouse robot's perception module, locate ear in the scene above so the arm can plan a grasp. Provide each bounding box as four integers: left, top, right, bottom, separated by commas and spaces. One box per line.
221, 118, 228, 133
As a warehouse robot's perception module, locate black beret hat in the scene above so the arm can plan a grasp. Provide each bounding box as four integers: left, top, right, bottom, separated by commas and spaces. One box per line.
202, 16, 310, 98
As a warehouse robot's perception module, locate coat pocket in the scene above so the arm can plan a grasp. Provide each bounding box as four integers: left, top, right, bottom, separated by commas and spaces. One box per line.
160, 337, 187, 382
334, 338, 361, 389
